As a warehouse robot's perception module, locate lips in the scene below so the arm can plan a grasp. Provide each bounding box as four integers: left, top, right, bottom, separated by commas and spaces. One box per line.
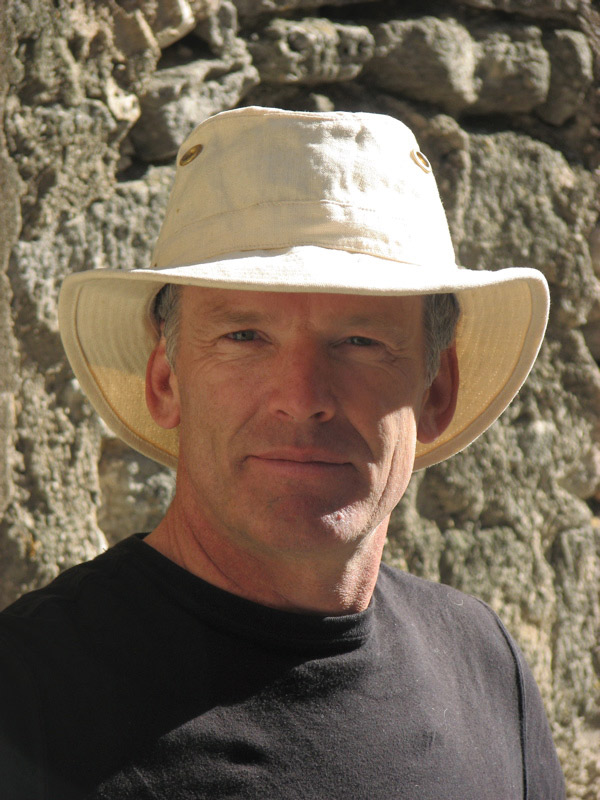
244, 449, 355, 482
249, 448, 351, 466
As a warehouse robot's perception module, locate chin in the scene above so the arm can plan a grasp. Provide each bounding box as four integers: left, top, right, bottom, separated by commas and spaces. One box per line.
243, 502, 378, 555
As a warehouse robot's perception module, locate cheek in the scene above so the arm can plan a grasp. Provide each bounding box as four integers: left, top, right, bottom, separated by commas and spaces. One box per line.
176, 379, 223, 462
177, 372, 261, 464
373, 401, 418, 452
375, 408, 419, 484
361, 410, 417, 521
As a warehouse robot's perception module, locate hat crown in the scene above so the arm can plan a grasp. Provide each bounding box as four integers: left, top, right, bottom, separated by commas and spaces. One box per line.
152, 106, 456, 271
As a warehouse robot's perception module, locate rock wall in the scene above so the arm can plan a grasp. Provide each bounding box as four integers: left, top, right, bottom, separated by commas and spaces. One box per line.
1, 0, 599, 794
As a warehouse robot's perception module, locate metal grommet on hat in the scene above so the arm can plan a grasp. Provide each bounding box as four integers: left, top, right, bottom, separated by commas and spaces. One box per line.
410, 149, 432, 173
179, 144, 203, 166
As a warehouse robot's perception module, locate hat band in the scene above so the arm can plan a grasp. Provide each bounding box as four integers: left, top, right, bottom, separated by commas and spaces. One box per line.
152, 199, 456, 269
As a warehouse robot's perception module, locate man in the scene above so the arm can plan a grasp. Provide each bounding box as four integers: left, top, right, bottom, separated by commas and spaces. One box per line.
0, 107, 564, 798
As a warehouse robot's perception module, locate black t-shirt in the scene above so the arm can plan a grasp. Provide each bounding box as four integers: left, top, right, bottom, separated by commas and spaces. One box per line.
0, 534, 565, 799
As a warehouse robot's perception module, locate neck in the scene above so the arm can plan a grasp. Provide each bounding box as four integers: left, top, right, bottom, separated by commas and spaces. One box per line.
145, 499, 389, 616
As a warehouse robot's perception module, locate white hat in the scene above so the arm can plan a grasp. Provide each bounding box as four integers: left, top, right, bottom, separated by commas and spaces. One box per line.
58, 106, 549, 471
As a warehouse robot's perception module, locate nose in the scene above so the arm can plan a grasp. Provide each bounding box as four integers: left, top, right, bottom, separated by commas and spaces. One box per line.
267, 342, 336, 423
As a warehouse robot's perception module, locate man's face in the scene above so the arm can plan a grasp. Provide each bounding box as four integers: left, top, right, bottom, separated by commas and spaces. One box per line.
155, 287, 439, 559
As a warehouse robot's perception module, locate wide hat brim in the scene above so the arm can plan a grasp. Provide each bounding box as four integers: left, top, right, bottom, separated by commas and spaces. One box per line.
58, 245, 549, 471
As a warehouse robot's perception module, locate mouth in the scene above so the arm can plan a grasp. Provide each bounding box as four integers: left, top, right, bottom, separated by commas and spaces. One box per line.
245, 450, 354, 480
250, 449, 351, 466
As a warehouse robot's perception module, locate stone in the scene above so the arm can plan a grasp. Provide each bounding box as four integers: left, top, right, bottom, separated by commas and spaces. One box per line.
582, 320, 600, 361
0, 5, 21, 523
111, 4, 159, 58
458, 131, 599, 329
109, 3, 161, 97
0, 358, 108, 610
151, 0, 197, 48
129, 0, 258, 162
97, 439, 175, 546
0, 0, 163, 611
12, 23, 85, 107
87, 165, 174, 270
536, 29, 594, 125
363, 18, 477, 114
123, 0, 220, 49
232, 0, 379, 21
1, 158, 177, 606
457, 0, 586, 22
4, 99, 119, 239
193, 0, 244, 57
248, 17, 374, 84
105, 75, 141, 124
129, 55, 259, 161
469, 24, 551, 114
8, 0, 159, 124
590, 224, 600, 279
188, 0, 221, 18
581, 231, 600, 364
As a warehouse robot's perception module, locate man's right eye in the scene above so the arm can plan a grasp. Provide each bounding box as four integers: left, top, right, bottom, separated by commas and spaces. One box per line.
226, 330, 258, 342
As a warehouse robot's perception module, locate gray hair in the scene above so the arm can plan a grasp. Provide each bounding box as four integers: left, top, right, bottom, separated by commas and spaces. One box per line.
423, 292, 460, 385
153, 282, 182, 368
152, 284, 460, 384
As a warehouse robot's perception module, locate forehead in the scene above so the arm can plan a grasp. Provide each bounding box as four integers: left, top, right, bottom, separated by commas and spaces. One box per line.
179, 286, 424, 331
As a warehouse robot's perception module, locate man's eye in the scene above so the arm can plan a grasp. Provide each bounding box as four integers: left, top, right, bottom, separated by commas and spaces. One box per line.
347, 336, 376, 346
226, 330, 258, 342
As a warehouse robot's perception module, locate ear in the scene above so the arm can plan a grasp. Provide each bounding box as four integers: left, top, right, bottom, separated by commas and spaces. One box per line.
417, 343, 459, 444
145, 336, 181, 429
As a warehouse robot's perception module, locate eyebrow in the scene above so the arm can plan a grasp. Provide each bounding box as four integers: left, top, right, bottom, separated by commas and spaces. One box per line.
199, 304, 278, 328
195, 304, 418, 344
340, 314, 413, 330
339, 313, 419, 341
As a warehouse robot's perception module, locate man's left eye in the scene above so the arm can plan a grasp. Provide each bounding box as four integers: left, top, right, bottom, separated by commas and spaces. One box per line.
227, 330, 258, 342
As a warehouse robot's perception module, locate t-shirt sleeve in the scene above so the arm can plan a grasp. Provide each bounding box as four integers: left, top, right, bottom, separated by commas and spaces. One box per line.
514, 644, 566, 800
0, 630, 47, 800
481, 604, 566, 800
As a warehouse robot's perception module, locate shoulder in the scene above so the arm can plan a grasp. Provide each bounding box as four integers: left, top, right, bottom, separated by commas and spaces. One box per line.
1, 535, 139, 620
376, 563, 537, 686
375, 565, 523, 725
376, 562, 509, 644
374, 564, 521, 707
0, 536, 144, 683
376, 563, 566, 799
0, 537, 151, 800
